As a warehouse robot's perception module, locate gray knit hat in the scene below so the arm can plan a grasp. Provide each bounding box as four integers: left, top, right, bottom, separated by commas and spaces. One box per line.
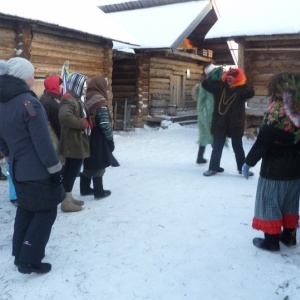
0, 57, 34, 81
67, 72, 87, 98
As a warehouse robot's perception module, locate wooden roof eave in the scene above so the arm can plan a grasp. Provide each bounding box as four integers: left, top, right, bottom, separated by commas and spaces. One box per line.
165, 49, 212, 62
170, 1, 212, 51
211, 33, 300, 44
113, 50, 136, 60
130, 48, 212, 62
99, 0, 206, 13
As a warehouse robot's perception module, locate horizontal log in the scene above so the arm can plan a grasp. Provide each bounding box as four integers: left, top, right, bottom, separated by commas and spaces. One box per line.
113, 86, 136, 93
150, 78, 170, 84
150, 69, 172, 78
149, 88, 170, 95
32, 56, 104, 69
0, 27, 16, 38
33, 63, 106, 79
112, 78, 136, 85
31, 45, 104, 59
112, 92, 137, 99
33, 32, 104, 51
0, 48, 16, 58
0, 37, 16, 48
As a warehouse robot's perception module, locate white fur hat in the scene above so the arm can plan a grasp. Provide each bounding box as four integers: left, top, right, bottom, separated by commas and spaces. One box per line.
204, 64, 218, 77
0, 57, 34, 81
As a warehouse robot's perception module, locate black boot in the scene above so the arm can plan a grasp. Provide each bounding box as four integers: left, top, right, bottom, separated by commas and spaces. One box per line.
93, 176, 111, 200
80, 173, 94, 196
18, 262, 52, 274
196, 146, 207, 164
280, 228, 297, 247
253, 233, 280, 252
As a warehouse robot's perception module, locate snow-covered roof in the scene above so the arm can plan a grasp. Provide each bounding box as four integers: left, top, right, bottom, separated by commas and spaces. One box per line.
103, 0, 212, 50
206, 0, 300, 39
0, 0, 139, 46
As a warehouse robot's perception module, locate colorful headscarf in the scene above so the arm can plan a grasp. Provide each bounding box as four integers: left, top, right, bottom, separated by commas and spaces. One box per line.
264, 72, 300, 142
67, 72, 87, 98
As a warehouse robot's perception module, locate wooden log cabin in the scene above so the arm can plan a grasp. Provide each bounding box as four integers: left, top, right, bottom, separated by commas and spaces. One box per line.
0, 3, 138, 117
100, 0, 234, 129
205, 0, 300, 137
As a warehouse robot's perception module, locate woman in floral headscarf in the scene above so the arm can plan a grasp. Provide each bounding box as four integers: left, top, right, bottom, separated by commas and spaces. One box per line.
243, 72, 300, 252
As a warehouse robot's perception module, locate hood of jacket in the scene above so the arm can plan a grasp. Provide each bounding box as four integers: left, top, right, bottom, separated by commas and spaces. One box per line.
44, 75, 62, 96
0, 74, 32, 103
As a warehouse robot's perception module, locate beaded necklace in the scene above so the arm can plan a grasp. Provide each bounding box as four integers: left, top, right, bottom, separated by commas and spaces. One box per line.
218, 88, 237, 115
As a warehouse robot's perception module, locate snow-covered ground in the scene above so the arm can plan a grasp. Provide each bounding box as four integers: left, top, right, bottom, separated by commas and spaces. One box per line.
0, 122, 299, 300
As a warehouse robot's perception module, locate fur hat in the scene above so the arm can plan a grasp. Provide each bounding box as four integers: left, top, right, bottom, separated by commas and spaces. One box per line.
0, 57, 34, 81
67, 72, 87, 98
204, 64, 218, 77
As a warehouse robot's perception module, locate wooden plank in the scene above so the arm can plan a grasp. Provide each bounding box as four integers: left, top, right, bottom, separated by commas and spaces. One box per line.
32, 32, 104, 51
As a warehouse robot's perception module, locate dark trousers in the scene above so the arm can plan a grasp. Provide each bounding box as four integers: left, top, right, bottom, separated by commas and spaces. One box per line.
12, 206, 57, 264
63, 157, 83, 192
209, 137, 245, 171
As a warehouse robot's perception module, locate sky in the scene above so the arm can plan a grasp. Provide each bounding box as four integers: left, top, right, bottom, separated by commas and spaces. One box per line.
0, 122, 300, 300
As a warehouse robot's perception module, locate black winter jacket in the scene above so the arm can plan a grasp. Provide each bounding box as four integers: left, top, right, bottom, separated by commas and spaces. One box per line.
202, 80, 254, 138
245, 126, 300, 180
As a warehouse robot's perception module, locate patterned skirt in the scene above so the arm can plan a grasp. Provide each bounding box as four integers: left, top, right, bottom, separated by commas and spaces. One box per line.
252, 177, 300, 234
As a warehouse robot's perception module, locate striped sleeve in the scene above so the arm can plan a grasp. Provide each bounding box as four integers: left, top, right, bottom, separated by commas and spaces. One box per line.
95, 107, 113, 140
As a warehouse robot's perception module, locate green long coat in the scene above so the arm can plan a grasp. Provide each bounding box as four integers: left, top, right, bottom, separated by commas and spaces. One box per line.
58, 93, 90, 159
196, 82, 214, 146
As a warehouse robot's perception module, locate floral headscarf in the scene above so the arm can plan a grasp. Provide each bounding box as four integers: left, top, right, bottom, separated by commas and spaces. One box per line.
263, 72, 300, 142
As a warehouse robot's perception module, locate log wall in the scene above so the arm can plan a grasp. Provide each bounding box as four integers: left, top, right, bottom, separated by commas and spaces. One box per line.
148, 55, 203, 104
134, 52, 205, 126
239, 36, 300, 136
241, 36, 300, 110
0, 19, 113, 111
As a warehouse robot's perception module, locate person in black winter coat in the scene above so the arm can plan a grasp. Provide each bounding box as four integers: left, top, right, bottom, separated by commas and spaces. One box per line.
242, 72, 300, 252
81, 75, 118, 199
202, 68, 255, 177
0, 57, 64, 274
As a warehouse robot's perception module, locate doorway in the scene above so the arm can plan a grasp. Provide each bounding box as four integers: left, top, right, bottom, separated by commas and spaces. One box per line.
170, 74, 185, 109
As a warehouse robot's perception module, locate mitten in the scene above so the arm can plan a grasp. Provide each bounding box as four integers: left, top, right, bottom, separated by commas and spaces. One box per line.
51, 170, 63, 184
242, 163, 251, 180
107, 139, 115, 152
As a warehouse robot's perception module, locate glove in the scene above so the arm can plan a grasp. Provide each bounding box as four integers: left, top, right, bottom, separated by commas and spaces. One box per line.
107, 139, 115, 152
51, 170, 63, 184
242, 163, 251, 180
